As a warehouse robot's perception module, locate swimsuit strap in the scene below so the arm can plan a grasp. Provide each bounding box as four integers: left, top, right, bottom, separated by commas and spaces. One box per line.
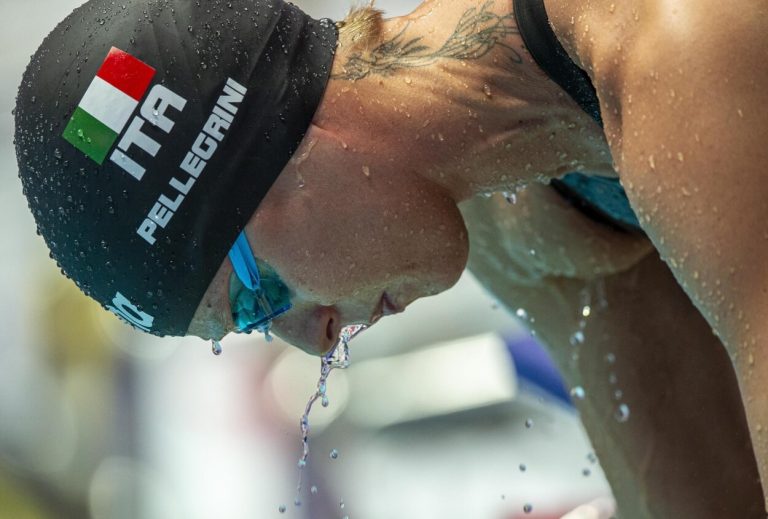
514, 0, 644, 233
513, 0, 602, 126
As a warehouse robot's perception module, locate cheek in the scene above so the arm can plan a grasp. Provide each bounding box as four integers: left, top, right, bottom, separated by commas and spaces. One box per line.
326, 191, 469, 295
412, 203, 470, 288
254, 181, 469, 301
252, 209, 369, 301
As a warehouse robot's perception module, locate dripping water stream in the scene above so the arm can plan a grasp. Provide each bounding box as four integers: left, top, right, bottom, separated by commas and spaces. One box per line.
293, 324, 366, 509
211, 324, 363, 514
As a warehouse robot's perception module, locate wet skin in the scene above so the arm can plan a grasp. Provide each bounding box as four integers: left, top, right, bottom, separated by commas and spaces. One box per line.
188, 0, 768, 513
462, 187, 765, 517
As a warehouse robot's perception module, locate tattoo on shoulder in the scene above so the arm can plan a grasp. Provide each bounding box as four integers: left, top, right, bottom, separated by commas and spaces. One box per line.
332, 0, 521, 81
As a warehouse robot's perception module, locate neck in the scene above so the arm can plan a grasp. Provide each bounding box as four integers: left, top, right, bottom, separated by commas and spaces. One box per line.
314, 0, 616, 203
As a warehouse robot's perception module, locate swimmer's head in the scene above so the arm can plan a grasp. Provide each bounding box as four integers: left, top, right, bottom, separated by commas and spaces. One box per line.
184, 4, 472, 353
17, 0, 472, 352
15, 0, 338, 336
186, 118, 470, 353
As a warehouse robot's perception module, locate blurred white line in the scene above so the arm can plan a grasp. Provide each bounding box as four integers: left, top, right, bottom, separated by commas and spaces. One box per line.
560, 497, 617, 519
346, 333, 517, 428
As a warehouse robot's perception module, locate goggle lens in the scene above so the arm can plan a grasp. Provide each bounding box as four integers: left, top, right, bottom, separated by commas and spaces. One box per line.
228, 232, 292, 334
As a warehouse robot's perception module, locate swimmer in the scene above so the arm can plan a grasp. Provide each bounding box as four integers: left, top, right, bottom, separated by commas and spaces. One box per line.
14, 0, 768, 516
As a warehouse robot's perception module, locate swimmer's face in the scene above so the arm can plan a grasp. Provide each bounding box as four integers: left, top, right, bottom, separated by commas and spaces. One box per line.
188, 124, 469, 354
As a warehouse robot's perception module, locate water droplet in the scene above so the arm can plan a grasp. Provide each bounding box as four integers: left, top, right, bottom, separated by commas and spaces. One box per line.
569, 330, 585, 346
211, 339, 222, 356
298, 459, 306, 468
311, 485, 318, 495
524, 503, 533, 513
614, 403, 631, 423
321, 395, 330, 407
278, 505, 286, 513
587, 452, 597, 464
53, 148, 63, 159
501, 494, 506, 500
570, 386, 586, 400
362, 165, 370, 177
330, 449, 339, 460
519, 463, 527, 472
581, 305, 591, 317
516, 308, 528, 320
340, 499, 345, 509
294, 498, 302, 507
582, 468, 591, 477
605, 353, 616, 364
614, 389, 624, 400
483, 83, 492, 97
525, 418, 534, 429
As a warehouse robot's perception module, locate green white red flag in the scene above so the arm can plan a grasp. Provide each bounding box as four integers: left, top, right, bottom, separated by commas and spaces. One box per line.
62, 47, 155, 164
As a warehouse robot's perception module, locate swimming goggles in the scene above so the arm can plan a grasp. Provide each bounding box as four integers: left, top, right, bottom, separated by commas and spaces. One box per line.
228, 231, 292, 334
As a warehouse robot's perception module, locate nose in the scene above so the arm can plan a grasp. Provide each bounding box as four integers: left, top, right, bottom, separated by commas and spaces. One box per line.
314, 306, 343, 355
272, 305, 342, 356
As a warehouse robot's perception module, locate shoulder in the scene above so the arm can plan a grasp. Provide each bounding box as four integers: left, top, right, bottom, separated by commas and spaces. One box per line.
623, 0, 767, 92
594, 0, 768, 203
586, 0, 768, 355
592, 0, 768, 146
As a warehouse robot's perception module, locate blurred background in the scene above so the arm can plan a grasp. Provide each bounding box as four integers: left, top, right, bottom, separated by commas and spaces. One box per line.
0, 0, 614, 517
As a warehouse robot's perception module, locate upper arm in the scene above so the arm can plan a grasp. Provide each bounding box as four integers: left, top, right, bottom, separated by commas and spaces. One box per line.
612, 2, 768, 360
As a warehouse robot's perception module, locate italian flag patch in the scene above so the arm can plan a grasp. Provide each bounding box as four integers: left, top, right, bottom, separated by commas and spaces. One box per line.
62, 47, 156, 164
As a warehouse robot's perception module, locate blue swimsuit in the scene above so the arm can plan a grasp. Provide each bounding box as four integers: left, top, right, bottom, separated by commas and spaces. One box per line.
513, 0, 643, 234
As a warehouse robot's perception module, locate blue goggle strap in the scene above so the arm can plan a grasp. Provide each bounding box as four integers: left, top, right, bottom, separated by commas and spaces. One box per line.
228, 231, 260, 291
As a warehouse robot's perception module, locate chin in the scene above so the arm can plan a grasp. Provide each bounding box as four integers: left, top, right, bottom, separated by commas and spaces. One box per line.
418, 261, 467, 301
443, 240, 470, 290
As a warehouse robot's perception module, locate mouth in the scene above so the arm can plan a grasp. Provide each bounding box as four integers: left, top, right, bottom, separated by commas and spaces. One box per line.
382, 292, 404, 316
369, 292, 404, 325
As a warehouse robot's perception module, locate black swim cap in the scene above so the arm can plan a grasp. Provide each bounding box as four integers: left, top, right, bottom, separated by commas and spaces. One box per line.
15, 0, 338, 336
